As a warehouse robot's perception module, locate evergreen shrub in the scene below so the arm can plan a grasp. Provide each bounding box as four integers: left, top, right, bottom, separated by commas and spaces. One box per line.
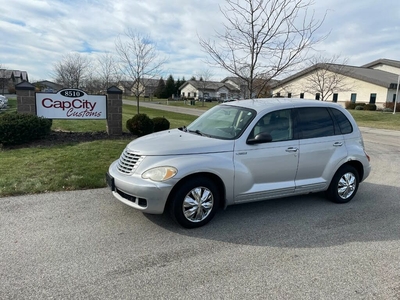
126, 114, 154, 137
152, 117, 170, 132
0, 113, 52, 146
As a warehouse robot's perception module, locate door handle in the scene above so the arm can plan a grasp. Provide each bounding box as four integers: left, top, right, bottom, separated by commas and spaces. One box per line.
285, 147, 298, 153
333, 142, 343, 147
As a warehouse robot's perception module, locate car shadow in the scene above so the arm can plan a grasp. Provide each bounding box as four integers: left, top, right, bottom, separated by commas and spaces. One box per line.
143, 182, 400, 248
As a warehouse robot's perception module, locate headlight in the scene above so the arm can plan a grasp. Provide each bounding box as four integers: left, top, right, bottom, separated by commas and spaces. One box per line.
141, 166, 177, 182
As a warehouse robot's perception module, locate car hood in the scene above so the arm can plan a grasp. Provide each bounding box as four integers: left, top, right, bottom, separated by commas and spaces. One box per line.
126, 129, 235, 156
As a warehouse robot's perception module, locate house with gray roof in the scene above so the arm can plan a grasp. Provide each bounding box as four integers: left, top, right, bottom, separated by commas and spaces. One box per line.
0, 69, 29, 94
33, 80, 63, 92
222, 76, 279, 99
118, 78, 159, 97
179, 80, 241, 101
271, 58, 400, 107
221, 77, 250, 99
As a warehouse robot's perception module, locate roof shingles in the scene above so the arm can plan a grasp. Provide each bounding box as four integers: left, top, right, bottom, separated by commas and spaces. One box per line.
272, 60, 400, 89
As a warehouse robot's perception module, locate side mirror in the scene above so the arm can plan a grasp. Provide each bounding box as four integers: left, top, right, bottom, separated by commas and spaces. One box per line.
247, 132, 272, 144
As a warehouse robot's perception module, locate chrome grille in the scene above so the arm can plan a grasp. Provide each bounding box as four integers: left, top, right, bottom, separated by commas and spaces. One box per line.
117, 149, 145, 174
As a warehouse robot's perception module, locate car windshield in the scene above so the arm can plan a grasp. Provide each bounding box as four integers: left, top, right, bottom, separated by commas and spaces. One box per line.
186, 104, 255, 140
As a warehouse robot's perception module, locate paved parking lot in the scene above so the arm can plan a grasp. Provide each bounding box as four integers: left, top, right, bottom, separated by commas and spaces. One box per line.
1, 121, 400, 299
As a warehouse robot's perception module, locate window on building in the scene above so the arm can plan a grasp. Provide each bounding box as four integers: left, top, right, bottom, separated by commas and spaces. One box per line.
350, 93, 357, 103
188, 92, 191, 97
194, 92, 197, 98
393, 94, 397, 103
288, 93, 292, 98
333, 93, 338, 103
369, 93, 377, 104
182, 92, 185, 97
276, 92, 281, 97
315, 93, 320, 100
300, 93, 304, 99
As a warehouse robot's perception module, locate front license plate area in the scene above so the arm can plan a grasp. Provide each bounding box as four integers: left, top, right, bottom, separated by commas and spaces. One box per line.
106, 172, 115, 191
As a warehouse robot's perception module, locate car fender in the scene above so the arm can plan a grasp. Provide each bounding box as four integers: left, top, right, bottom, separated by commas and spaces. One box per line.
135, 152, 236, 200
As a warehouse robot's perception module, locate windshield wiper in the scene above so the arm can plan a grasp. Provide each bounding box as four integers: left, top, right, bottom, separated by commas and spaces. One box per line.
188, 129, 206, 136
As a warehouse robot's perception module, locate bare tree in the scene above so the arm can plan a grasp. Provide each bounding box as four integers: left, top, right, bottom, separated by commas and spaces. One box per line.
96, 52, 120, 92
304, 55, 353, 101
53, 53, 90, 89
199, 0, 326, 98
195, 69, 214, 106
83, 72, 102, 94
115, 30, 166, 113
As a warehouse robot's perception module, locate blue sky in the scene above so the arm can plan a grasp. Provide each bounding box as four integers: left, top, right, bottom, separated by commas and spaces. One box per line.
1, 0, 399, 82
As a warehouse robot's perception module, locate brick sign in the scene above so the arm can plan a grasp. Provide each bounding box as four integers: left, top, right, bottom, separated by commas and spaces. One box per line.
36, 89, 107, 119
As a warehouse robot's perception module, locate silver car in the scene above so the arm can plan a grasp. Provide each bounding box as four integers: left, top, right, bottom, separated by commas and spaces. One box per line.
107, 99, 371, 228
0, 95, 7, 109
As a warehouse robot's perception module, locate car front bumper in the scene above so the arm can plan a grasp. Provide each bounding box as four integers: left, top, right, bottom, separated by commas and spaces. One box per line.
107, 160, 176, 214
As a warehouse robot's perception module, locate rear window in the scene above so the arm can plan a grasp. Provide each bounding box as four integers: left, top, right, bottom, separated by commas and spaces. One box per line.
330, 108, 353, 134
296, 107, 335, 139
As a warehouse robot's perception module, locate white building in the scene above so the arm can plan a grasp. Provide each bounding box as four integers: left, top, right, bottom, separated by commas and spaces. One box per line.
118, 78, 159, 98
179, 80, 241, 101
271, 59, 400, 107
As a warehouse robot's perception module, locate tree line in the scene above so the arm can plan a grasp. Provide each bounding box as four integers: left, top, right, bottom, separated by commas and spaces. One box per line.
153, 75, 186, 99
51, 51, 206, 99
47, 0, 336, 113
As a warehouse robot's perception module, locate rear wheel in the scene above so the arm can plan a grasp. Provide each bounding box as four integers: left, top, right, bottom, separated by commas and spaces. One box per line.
170, 177, 219, 228
327, 165, 359, 203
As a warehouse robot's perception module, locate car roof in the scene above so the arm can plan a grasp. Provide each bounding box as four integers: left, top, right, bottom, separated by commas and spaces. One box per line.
223, 98, 343, 113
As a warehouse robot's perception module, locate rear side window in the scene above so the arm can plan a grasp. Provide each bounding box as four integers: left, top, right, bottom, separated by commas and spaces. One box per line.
296, 107, 335, 139
330, 108, 353, 134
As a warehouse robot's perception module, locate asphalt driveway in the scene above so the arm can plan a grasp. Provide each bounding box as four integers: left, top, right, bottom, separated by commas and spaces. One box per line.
1, 104, 400, 299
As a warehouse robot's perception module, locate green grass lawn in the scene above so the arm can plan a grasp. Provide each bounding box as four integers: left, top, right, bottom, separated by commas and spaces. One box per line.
0, 103, 197, 197
349, 110, 400, 131
52, 102, 197, 132
0, 140, 129, 196
1, 99, 399, 197
148, 99, 218, 110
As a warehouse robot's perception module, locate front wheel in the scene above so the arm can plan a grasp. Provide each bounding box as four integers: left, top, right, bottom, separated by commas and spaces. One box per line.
327, 165, 359, 203
169, 177, 219, 228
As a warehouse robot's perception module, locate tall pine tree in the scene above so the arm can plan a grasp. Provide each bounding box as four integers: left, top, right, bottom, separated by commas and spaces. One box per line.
165, 74, 175, 98
154, 78, 166, 98
175, 78, 181, 97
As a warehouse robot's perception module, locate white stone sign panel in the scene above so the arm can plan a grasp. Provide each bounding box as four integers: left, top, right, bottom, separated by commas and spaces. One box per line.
36, 89, 106, 119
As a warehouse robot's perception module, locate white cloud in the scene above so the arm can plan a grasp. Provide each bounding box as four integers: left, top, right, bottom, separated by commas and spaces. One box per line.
1, 0, 399, 82
311, 0, 400, 65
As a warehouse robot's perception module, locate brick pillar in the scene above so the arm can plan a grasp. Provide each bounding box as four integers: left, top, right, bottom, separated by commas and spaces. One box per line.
16, 81, 36, 115
106, 86, 123, 136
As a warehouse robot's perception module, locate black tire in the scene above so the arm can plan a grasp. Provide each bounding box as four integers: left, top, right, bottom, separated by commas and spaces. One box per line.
327, 165, 359, 203
169, 177, 219, 228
